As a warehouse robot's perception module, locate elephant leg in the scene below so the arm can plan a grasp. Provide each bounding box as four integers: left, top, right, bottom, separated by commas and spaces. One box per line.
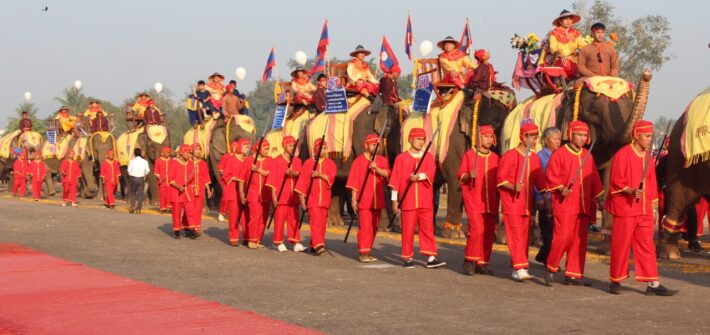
146, 174, 159, 206
44, 173, 55, 196
441, 178, 465, 239
658, 191, 699, 260
328, 193, 345, 227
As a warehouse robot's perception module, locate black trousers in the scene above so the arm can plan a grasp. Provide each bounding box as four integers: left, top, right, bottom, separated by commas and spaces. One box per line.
129, 176, 145, 211
536, 207, 554, 263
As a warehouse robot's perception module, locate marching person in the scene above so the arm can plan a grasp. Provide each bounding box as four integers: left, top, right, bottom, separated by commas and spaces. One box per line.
154, 146, 173, 213
169, 144, 195, 239
127, 148, 150, 214
242, 141, 273, 248
389, 128, 445, 268
578, 22, 621, 78
606, 120, 678, 296
290, 68, 316, 105
224, 138, 250, 245
437, 36, 476, 89
28, 150, 46, 201
188, 144, 212, 238
497, 123, 548, 281
347, 45, 379, 97
266, 136, 304, 252
60, 150, 81, 207
100, 149, 121, 209
543, 121, 604, 286
548, 9, 586, 79
12, 149, 28, 197
217, 142, 239, 222
458, 125, 499, 275
295, 139, 336, 255
346, 134, 390, 263
534, 127, 562, 265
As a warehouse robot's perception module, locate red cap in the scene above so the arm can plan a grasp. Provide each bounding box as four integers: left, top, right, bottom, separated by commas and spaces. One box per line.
106, 149, 114, 156
408, 127, 426, 141
191, 143, 202, 151
226, 84, 235, 92
633, 120, 654, 137
235, 138, 250, 154
282, 135, 296, 147
179, 144, 192, 154
474, 49, 489, 62
161, 146, 171, 154
519, 123, 539, 141
313, 138, 327, 154
229, 141, 239, 153
567, 120, 591, 144
364, 133, 379, 146
478, 125, 497, 146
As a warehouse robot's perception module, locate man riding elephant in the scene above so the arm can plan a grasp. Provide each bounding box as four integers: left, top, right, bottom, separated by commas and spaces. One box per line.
291, 68, 317, 106
578, 22, 620, 78
548, 9, 586, 79
347, 45, 379, 97
437, 36, 475, 89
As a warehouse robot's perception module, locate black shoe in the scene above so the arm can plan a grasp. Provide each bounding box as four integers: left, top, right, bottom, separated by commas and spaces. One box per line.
426, 258, 446, 268
174, 231, 182, 239
462, 260, 476, 276
608, 282, 621, 295
588, 225, 601, 233
474, 264, 493, 275
316, 246, 327, 256
544, 270, 554, 286
403, 260, 415, 269
129, 209, 135, 214
645, 284, 678, 296
688, 240, 703, 252
564, 277, 588, 286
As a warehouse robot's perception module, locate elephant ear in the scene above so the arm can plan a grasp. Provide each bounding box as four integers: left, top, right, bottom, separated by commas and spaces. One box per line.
459, 100, 474, 137
369, 95, 383, 115
374, 105, 393, 136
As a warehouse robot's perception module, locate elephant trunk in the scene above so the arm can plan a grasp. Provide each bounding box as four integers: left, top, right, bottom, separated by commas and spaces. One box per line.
623, 69, 653, 142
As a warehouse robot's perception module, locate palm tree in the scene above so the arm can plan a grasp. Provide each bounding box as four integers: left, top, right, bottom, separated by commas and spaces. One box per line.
4, 102, 46, 135
53, 87, 89, 116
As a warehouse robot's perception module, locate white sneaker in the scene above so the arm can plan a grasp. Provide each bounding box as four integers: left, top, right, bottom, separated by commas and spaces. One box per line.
293, 243, 305, 252
276, 244, 288, 252
512, 270, 520, 281
212, 114, 219, 120
517, 269, 533, 280
61, 202, 67, 207
218, 214, 225, 222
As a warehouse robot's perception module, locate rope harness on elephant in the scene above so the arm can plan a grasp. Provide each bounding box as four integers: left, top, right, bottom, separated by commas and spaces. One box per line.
88, 132, 117, 161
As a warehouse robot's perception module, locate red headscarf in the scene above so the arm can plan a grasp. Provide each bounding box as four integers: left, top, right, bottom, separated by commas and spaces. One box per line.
235, 138, 250, 154
229, 141, 239, 153
178, 144, 192, 154
567, 120, 591, 145
191, 143, 202, 152
364, 133, 379, 146
161, 146, 171, 155
478, 125, 497, 146
282, 136, 296, 147
519, 123, 540, 142
408, 127, 426, 141
313, 138, 327, 155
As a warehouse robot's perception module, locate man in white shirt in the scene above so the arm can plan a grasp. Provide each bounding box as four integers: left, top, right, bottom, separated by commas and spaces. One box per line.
127, 148, 150, 213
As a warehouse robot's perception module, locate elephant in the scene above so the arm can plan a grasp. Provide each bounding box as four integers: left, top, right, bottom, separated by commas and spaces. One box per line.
118, 126, 169, 206
207, 118, 257, 210
79, 132, 117, 199
1, 131, 44, 194
657, 96, 710, 259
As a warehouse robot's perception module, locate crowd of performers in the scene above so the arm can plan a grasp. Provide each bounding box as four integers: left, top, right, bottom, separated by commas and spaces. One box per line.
9, 9, 698, 297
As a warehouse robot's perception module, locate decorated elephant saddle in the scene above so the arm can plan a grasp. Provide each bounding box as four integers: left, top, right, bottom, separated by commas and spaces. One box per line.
116, 127, 145, 166
681, 86, 710, 167
42, 133, 74, 159
306, 96, 372, 160
583, 76, 633, 100
146, 125, 168, 145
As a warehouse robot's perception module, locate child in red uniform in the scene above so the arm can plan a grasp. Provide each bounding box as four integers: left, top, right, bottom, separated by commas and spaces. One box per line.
28, 151, 46, 201
223, 139, 250, 246
265, 136, 304, 252
60, 150, 81, 207
217, 142, 238, 222
168, 145, 195, 239
188, 144, 212, 238
154, 146, 172, 213
458, 125, 499, 275
100, 150, 121, 209
346, 134, 390, 262
12, 150, 29, 197
390, 128, 445, 269
242, 141, 272, 248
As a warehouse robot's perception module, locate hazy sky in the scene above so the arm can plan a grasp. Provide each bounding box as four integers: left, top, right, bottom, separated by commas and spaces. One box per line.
1, 0, 707, 128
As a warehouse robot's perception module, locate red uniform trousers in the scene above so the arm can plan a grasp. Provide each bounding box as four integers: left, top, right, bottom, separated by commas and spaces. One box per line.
694, 198, 709, 236
357, 209, 381, 255
103, 182, 117, 206
190, 196, 204, 232
171, 201, 193, 232
504, 214, 532, 270
226, 201, 247, 243
219, 197, 228, 216
62, 183, 78, 203
401, 208, 437, 259
610, 214, 659, 282
13, 179, 26, 197
308, 206, 328, 249
247, 201, 270, 243
272, 204, 300, 245
159, 182, 170, 211
441, 71, 474, 88
31, 179, 42, 200
546, 214, 589, 278
464, 212, 497, 265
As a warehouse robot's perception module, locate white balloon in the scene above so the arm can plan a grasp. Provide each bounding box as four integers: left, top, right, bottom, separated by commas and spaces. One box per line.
236, 67, 247, 81
154, 82, 163, 93
381, 51, 389, 61
24, 91, 31, 101
294, 51, 308, 66
74, 80, 82, 90
419, 40, 433, 57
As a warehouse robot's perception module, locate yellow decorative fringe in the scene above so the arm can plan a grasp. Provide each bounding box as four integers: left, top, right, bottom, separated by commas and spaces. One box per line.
471, 98, 480, 148
573, 84, 583, 121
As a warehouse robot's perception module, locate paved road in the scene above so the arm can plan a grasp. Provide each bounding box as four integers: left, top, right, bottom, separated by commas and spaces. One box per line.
1, 195, 708, 334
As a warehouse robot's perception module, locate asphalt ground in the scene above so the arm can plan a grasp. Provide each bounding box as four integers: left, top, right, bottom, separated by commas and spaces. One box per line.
0, 192, 708, 334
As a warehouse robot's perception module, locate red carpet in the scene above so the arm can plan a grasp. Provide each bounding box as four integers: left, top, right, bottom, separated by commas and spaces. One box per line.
0, 244, 320, 335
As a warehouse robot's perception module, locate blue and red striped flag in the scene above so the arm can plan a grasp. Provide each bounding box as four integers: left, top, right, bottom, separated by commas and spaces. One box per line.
380, 35, 400, 73
459, 18, 472, 54
309, 53, 325, 76
262, 48, 276, 82
309, 20, 329, 75
405, 15, 414, 60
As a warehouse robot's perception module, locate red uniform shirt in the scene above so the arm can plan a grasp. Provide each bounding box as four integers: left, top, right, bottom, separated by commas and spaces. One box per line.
60, 159, 81, 184
606, 144, 658, 217
388, 151, 436, 210
217, 154, 234, 181
28, 160, 46, 184
221, 156, 245, 201
100, 159, 121, 185
346, 154, 390, 210
295, 157, 336, 208
457, 150, 499, 214
265, 154, 303, 205
154, 157, 171, 185
13, 159, 28, 179
168, 159, 195, 203
496, 147, 547, 215
546, 144, 604, 215
189, 159, 211, 198
242, 156, 273, 203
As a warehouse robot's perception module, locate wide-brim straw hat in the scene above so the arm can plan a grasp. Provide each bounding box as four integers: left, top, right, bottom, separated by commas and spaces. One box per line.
553, 9, 581, 26
437, 36, 461, 50
349, 45, 371, 57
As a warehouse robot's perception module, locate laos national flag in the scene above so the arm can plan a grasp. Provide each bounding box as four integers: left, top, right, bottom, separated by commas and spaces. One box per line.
405, 15, 414, 60
309, 20, 329, 75
262, 48, 276, 82
459, 18, 472, 54
379, 36, 399, 73
309, 53, 325, 76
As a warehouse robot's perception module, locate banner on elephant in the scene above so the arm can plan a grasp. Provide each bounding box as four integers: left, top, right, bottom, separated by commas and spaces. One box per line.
272, 104, 288, 130
325, 77, 348, 114
412, 73, 434, 113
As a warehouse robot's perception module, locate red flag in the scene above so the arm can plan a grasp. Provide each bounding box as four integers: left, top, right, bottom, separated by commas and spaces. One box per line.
405, 15, 414, 61
380, 36, 400, 73
459, 18, 472, 54
262, 48, 276, 82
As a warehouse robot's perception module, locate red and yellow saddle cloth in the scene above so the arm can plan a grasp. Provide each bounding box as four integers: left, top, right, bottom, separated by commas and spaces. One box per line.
681, 86, 710, 167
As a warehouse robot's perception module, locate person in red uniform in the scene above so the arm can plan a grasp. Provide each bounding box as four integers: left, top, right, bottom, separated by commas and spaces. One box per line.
223, 138, 251, 246
467, 49, 497, 91
543, 121, 604, 286
27, 151, 46, 201
154, 146, 172, 213
295, 139, 336, 255
346, 134, 390, 263
390, 128, 445, 268
168, 144, 195, 239
497, 123, 548, 281
100, 149, 121, 209
458, 125, 499, 275
217, 142, 239, 222
60, 150, 81, 207
18, 111, 33, 132
606, 120, 677, 296
242, 141, 273, 248
265, 136, 304, 252
12, 149, 29, 197
188, 143, 212, 238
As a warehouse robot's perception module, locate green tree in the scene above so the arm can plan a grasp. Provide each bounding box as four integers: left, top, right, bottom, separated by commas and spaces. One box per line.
245, 80, 278, 132
118, 87, 190, 146
653, 115, 674, 149
572, 0, 672, 83
4, 102, 47, 135
53, 87, 89, 117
